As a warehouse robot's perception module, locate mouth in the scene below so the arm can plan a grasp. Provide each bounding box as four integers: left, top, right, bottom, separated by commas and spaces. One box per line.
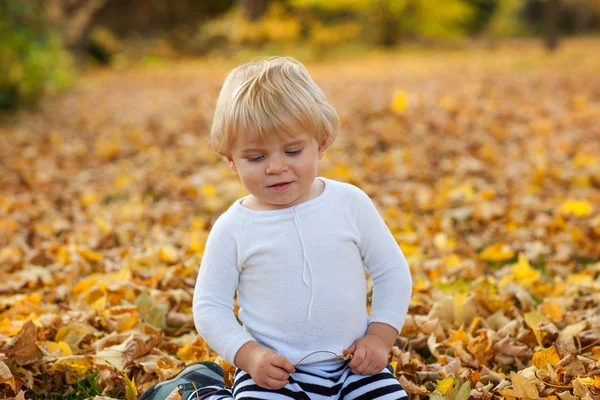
268, 181, 293, 190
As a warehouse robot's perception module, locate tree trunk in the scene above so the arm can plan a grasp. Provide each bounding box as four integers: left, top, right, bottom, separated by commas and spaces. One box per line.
238, 0, 266, 21
572, 0, 591, 32
544, 0, 561, 51
45, 0, 110, 48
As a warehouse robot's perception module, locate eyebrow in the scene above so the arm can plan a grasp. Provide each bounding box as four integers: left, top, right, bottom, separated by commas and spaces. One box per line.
240, 139, 307, 154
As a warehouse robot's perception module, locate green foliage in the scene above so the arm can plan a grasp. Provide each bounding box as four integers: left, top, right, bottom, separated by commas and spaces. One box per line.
0, 1, 74, 110
42, 370, 103, 400
291, 0, 475, 45
485, 0, 528, 37
197, 0, 542, 56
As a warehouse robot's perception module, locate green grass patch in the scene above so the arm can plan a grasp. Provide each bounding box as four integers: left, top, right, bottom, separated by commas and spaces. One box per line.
44, 371, 102, 400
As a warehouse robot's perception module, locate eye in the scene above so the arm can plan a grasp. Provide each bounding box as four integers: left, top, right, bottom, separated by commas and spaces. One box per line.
247, 155, 264, 162
286, 149, 303, 156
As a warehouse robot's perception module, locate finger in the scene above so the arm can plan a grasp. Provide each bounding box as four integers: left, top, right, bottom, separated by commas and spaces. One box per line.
343, 343, 356, 355
352, 348, 372, 374
364, 362, 383, 376
268, 367, 290, 381
272, 355, 295, 373
349, 345, 366, 368
264, 377, 289, 390
353, 357, 374, 375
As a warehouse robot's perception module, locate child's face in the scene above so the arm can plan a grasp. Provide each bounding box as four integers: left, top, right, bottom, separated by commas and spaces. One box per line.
226, 130, 325, 210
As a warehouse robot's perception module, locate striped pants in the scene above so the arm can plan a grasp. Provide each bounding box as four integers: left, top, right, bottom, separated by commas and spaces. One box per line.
200, 362, 409, 400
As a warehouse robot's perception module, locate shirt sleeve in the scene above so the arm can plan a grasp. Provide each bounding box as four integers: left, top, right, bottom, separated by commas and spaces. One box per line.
193, 216, 255, 365
352, 187, 412, 333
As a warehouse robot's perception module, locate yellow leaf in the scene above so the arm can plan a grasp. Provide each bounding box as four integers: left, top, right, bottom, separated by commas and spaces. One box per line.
479, 243, 515, 262
439, 95, 457, 111
177, 338, 209, 363
49, 355, 94, 384
594, 375, 600, 389
80, 192, 98, 206
13, 293, 42, 315
530, 119, 555, 134
510, 371, 539, 398
391, 90, 408, 113
95, 137, 120, 160
47, 341, 73, 357
71, 278, 98, 295
124, 373, 137, 400
559, 199, 593, 218
574, 152, 596, 167
54, 246, 72, 265
576, 377, 594, 386
433, 232, 452, 250
539, 300, 564, 321
0, 247, 23, 264
78, 248, 104, 262
91, 295, 107, 313
330, 164, 352, 180
55, 322, 96, 353
532, 346, 560, 369
567, 273, 593, 284
95, 217, 113, 234
159, 245, 179, 264
436, 376, 457, 395
115, 175, 134, 187
202, 185, 216, 197
513, 254, 540, 286
448, 330, 468, 344
188, 230, 208, 254
190, 217, 208, 230
524, 312, 551, 347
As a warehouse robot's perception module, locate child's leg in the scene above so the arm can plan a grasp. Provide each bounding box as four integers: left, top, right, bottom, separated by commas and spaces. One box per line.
198, 387, 234, 400
338, 367, 409, 400
231, 368, 312, 399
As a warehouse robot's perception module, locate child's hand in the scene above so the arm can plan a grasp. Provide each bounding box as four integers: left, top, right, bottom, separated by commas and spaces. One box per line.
247, 347, 295, 390
343, 334, 389, 375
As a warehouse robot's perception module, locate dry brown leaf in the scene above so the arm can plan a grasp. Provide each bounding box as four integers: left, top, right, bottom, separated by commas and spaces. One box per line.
0, 360, 15, 391
3, 320, 43, 365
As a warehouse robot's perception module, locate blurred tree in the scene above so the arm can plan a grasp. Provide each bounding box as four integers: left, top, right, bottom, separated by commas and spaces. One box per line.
464, 0, 498, 34
0, 0, 73, 109
45, 0, 110, 49
291, 0, 475, 46
543, 0, 561, 50
239, 0, 268, 20
562, 0, 596, 32
485, 0, 527, 37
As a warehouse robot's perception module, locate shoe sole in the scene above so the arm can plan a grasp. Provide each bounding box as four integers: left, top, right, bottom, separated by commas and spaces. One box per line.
139, 361, 225, 400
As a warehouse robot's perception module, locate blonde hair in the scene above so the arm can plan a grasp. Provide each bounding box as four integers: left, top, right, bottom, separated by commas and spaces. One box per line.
209, 56, 339, 156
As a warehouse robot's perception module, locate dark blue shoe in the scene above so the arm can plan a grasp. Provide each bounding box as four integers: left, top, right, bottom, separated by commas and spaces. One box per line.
139, 361, 225, 400
386, 363, 394, 374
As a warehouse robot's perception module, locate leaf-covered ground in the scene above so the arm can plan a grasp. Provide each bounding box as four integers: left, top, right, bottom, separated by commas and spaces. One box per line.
1, 39, 600, 400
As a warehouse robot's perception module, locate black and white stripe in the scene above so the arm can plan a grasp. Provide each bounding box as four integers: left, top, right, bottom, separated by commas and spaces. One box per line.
193, 362, 409, 400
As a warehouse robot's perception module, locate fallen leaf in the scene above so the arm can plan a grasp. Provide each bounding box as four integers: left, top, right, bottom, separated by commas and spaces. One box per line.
510, 371, 539, 398
4, 320, 43, 365
532, 346, 560, 369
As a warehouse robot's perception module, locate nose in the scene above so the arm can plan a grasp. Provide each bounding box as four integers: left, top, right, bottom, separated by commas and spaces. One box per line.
266, 153, 288, 174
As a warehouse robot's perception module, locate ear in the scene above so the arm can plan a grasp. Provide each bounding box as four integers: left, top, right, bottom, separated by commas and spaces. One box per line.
318, 132, 329, 159
225, 155, 237, 173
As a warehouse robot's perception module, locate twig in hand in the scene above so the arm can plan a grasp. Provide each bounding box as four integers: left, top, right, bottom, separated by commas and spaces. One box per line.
294, 351, 353, 367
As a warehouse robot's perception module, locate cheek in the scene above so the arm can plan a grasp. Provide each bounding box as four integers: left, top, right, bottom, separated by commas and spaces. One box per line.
238, 165, 262, 184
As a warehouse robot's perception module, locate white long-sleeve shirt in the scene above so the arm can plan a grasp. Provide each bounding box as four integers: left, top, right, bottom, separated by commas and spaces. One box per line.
193, 177, 412, 366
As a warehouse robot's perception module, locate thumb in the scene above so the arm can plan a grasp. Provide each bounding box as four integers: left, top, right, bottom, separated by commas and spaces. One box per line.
343, 343, 356, 355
